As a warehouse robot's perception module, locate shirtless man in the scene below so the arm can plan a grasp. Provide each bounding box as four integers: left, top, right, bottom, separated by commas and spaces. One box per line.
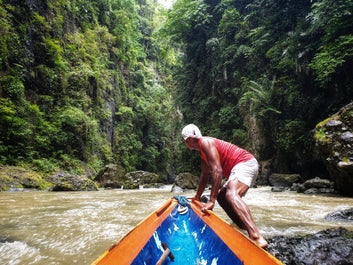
181, 124, 268, 248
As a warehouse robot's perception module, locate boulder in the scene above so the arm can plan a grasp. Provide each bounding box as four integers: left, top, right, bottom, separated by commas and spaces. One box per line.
95, 164, 125, 188
256, 160, 272, 185
171, 185, 184, 193
291, 177, 335, 194
268, 227, 353, 265
0, 166, 50, 191
315, 102, 353, 196
303, 177, 333, 189
48, 172, 98, 191
95, 165, 166, 189
172, 172, 199, 191
325, 208, 353, 222
268, 173, 302, 188
271, 186, 285, 192
125, 170, 166, 189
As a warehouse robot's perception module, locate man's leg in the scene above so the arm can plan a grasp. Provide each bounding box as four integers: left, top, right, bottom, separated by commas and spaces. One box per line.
217, 187, 246, 229
218, 179, 268, 248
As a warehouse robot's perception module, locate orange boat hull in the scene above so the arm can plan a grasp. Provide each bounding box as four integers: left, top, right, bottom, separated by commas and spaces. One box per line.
92, 198, 283, 265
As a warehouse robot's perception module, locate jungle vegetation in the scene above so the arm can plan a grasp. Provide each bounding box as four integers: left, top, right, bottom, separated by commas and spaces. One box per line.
0, 0, 352, 179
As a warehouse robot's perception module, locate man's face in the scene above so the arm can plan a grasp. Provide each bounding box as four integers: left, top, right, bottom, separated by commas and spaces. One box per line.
183, 137, 197, 150
183, 138, 191, 149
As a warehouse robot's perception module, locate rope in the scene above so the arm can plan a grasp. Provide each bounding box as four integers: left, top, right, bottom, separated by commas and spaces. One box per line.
173, 195, 190, 206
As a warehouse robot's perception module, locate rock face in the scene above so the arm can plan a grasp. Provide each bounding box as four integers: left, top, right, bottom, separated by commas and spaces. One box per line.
301, 177, 335, 194
95, 164, 166, 189
267, 174, 336, 195
325, 208, 353, 222
171, 172, 199, 192
268, 173, 302, 188
124, 170, 166, 189
268, 227, 353, 265
95, 164, 125, 188
0, 165, 50, 191
48, 172, 98, 191
315, 102, 353, 196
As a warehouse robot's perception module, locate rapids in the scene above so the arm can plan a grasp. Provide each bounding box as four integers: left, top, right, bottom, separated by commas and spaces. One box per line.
0, 186, 352, 265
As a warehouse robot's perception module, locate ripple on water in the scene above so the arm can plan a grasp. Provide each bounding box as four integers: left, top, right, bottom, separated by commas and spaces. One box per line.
1, 187, 353, 265
0, 240, 46, 265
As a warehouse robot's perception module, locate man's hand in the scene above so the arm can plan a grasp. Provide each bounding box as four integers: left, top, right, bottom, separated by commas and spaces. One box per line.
201, 201, 215, 212
191, 196, 200, 202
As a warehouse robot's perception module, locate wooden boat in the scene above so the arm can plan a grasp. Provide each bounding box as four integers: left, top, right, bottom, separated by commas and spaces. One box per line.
92, 197, 283, 265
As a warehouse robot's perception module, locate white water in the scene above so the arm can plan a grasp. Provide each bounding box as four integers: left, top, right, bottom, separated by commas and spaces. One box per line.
0, 186, 352, 264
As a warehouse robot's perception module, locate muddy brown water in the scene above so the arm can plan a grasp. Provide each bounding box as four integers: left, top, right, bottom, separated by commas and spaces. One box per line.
1, 186, 352, 265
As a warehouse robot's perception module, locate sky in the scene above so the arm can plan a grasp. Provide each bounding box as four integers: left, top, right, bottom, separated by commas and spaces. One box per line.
157, 0, 174, 9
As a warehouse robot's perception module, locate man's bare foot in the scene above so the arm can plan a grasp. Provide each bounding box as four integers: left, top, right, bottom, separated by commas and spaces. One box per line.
250, 232, 268, 248
255, 237, 268, 249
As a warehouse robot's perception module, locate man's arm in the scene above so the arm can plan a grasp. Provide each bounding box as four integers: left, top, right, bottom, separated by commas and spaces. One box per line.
200, 138, 223, 211
194, 160, 210, 201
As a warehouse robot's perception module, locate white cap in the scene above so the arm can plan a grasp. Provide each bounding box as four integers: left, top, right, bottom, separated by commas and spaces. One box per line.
181, 124, 202, 140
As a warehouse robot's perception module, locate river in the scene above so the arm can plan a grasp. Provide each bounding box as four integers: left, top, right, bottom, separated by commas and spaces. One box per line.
1, 186, 353, 265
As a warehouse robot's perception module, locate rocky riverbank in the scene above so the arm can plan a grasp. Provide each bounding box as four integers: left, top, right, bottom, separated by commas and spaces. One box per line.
0, 163, 345, 196
268, 227, 353, 265
0, 165, 98, 191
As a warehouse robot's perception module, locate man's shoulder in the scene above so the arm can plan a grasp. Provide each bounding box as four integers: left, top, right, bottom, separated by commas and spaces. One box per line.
200, 137, 217, 148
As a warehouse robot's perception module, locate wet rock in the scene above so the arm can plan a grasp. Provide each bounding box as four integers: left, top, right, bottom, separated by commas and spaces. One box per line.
48, 172, 98, 191
314, 102, 353, 196
303, 187, 319, 194
0, 165, 50, 191
303, 177, 333, 190
302, 177, 335, 194
271, 186, 285, 192
171, 185, 184, 193
95, 165, 166, 189
269, 173, 302, 188
200, 194, 210, 203
256, 160, 272, 185
289, 183, 303, 192
172, 172, 199, 191
325, 208, 353, 222
95, 164, 125, 188
125, 170, 166, 189
290, 177, 336, 194
268, 227, 353, 265
126, 171, 165, 184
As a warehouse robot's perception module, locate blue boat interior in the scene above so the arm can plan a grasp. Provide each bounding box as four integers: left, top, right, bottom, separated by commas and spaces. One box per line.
132, 203, 244, 265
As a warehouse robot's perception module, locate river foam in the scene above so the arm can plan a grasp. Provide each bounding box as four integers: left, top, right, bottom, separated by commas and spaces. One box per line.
0, 187, 352, 264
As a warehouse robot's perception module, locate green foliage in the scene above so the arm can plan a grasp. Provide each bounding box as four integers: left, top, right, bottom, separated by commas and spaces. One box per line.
166, 0, 353, 176
314, 117, 333, 143
307, 0, 353, 87
275, 119, 307, 151
2, 0, 353, 179
165, 0, 211, 43
239, 78, 281, 118
58, 106, 103, 164
42, 37, 67, 69
218, 104, 237, 126
0, 0, 178, 177
307, 0, 353, 41
310, 35, 353, 84
0, 75, 25, 101
29, 159, 58, 175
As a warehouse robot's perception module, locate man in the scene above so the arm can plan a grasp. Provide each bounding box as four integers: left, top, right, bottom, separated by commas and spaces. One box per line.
181, 124, 268, 248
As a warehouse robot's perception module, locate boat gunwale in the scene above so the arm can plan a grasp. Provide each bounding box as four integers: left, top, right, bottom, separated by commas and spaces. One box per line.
91, 198, 177, 265
92, 198, 284, 265
191, 200, 284, 265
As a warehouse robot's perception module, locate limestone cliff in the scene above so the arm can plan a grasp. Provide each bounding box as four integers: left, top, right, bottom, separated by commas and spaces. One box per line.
315, 102, 353, 196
